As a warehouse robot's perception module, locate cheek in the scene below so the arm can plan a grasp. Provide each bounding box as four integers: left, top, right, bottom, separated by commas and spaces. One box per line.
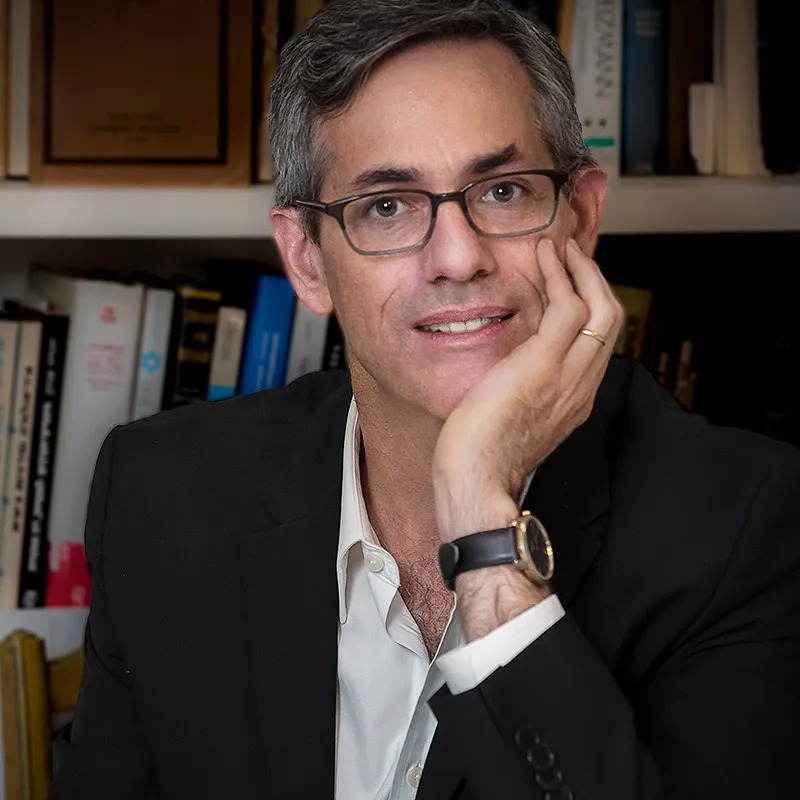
491, 236, 547, 293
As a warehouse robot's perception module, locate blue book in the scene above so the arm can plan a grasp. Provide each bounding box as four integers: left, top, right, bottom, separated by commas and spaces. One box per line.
238, 274, 297, 394
622, 0, 666, 175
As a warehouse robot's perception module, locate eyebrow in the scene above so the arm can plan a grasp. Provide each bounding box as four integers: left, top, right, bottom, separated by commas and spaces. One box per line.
345, 143, 522, 194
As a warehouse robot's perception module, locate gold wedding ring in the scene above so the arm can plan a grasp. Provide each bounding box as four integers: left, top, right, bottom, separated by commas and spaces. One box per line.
580, 328, 607, 346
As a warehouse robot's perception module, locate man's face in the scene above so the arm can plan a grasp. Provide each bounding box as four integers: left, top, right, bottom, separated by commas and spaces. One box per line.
314, 38, 580, 422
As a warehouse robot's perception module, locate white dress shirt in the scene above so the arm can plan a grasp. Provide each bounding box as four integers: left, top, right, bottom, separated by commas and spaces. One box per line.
335, 398, 565, 799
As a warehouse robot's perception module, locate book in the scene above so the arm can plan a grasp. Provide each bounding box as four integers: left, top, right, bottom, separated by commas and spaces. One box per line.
0, 318, 42, 610
131, 285, 175, 420
1, 303, 70, 609
713, 0, 767, 176
161, 284, 221, 409
0, 320, 20, 540
611, 284, 653, 362
207, 306, 247, 401
569, 0, 624, 176
257, 0, 281, 182
621, 0, 666, 175
0, 630, 52, 800
238, 274, 297, 394
0, 631, 26, 799
665, 0, 714, 174
0, 0, 9, 177
285, 303, 330, 384
6, 0, 31, 178
321, 314, 348, 372
29, 0, 254, 185
29, 269, 144, 607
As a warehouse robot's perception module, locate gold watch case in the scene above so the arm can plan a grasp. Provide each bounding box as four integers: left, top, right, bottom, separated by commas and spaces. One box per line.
511, 510, 555, 583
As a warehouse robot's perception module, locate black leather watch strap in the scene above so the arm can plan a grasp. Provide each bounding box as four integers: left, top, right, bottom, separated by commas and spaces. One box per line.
440, 526, 517, 590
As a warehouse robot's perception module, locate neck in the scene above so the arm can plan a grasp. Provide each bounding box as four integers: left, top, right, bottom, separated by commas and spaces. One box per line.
353, 374, 443, 560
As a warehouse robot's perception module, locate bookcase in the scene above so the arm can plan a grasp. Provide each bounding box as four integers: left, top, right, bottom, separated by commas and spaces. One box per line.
1, 0, 799, 796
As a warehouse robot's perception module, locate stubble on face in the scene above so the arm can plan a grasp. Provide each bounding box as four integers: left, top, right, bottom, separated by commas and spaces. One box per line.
316, 37, 573, 425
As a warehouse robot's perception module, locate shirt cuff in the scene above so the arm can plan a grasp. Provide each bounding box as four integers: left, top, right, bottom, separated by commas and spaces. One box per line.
437, 594, 565, 695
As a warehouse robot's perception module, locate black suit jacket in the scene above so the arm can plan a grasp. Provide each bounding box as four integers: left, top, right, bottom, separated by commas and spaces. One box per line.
49, 357, 800, 799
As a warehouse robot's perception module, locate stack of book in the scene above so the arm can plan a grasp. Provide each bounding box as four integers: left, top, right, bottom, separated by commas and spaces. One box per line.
0, 262, 346, 611
508, 0, 796, 178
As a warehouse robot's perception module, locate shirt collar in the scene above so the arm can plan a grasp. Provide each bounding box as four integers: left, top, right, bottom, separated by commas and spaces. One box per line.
337, 398, 375, 623
336, 396, 536, 624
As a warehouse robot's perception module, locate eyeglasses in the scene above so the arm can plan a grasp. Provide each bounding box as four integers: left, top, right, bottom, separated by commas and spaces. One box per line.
293, 169, 569, 256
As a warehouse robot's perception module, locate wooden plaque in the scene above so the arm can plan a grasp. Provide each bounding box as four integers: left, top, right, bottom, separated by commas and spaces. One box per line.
30, 0, 254, 185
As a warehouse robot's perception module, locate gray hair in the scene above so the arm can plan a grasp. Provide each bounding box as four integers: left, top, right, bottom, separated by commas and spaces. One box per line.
268, 0, 595, 237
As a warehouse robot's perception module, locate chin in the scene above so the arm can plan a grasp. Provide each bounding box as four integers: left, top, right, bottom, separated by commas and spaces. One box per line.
403, 363, 494, 423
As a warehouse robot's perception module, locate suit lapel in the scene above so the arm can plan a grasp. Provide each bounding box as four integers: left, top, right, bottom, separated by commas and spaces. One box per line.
521, 357, 629, 607
235, 376, 352, 800
422, 359, 631, 800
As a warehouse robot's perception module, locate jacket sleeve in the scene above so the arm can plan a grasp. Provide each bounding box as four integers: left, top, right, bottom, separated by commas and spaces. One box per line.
50, 428, 159, 799
429, 445, 800, 799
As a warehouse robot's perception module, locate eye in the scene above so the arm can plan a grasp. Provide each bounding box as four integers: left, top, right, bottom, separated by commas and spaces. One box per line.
478, 180, 528, 204
366, 196, 407, 218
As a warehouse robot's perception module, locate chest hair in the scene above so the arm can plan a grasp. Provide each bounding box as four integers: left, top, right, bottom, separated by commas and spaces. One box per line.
397, 558, 455, 661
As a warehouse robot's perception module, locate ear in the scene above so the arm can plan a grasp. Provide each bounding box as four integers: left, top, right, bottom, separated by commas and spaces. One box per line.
566, 166, 607, 257
270, 206, 334, 315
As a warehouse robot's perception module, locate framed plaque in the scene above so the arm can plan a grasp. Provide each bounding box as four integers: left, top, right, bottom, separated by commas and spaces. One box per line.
30, 0, 254, 185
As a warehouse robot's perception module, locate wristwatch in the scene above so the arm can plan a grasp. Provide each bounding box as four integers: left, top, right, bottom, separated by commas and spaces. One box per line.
438, 510, 554, 591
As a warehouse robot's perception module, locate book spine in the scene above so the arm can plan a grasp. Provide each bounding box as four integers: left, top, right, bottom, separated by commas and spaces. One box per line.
666, 0, 714, 174
207, 306, 247, 401
131, 287, 175, 420
622, 0, 666, 175
238, 275, 297, 393
321, 315, 348, 371
0, 321, 42, 609
0, 321, 21, 537
570, 0, 624, 176
284, 303, 329, 384
7, 0, 31, 177
18, 315, 69, 608
28, 275, 144, 607
162, 286, 221, 408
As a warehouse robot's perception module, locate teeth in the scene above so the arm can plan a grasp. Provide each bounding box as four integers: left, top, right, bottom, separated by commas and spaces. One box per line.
420, 316, 501, 333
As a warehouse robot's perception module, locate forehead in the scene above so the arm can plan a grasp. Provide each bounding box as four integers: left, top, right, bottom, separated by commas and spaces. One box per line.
319, 38, 550, 195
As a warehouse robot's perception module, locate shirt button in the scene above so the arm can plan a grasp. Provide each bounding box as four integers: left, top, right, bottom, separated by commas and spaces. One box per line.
405, 761, 424, 789
365, 552, 385, 573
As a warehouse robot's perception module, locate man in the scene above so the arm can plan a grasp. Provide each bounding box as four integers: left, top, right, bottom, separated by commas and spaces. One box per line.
51, 1, 800, 798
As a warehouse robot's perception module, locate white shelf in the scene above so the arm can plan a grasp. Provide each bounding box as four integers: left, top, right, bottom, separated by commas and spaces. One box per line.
601, 175, 800, 234
0, 175, 798, 238
0, 182, 278, 239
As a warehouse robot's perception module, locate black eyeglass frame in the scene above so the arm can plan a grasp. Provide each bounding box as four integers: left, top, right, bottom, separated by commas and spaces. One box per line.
293, 168, 571, 256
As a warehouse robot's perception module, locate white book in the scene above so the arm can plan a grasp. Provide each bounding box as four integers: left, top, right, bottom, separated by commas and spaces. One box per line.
7, 0, 31, 177
0, 320, 42, 609
29, 270, 144, 607
0, 321, 21, 537
131, 286, 175, 421
689, 83, 719, 175
284, 303, 329, 384
569, 0, 624, 177
713, 0, 767, 177
207, 306, 247, 401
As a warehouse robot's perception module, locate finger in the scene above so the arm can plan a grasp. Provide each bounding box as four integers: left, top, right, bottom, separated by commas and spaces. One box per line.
563, 240, 622, 373
535, 237, 590, 355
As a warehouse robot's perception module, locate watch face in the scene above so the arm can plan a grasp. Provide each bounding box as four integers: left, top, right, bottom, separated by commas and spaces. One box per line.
525, 516, 554, 580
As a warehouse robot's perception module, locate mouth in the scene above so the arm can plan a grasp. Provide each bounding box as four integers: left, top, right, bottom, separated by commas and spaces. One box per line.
416, 313, 513, 334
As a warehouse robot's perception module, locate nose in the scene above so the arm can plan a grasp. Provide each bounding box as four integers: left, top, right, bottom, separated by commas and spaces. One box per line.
419, 198, 496, 284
